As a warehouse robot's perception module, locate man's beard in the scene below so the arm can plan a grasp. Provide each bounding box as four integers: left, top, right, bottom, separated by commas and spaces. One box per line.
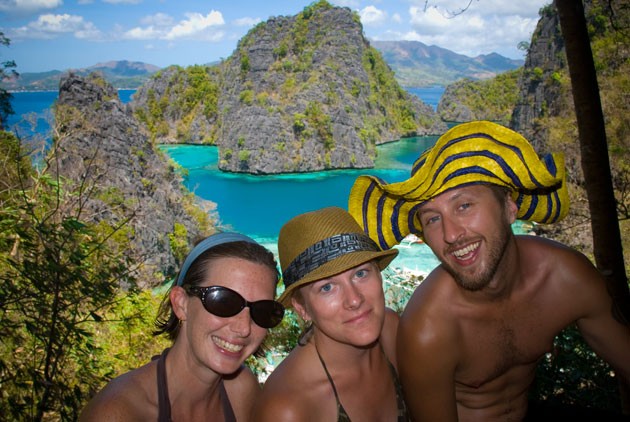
441, 221, 513, 292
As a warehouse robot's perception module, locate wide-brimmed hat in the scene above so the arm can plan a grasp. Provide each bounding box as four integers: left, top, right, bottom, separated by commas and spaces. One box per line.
348, 120, 570, 250
277, 207, 399, 306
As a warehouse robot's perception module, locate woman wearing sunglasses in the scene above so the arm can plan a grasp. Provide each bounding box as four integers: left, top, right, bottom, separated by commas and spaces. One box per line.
254, 207, 409, 421
80, 232, 285, 422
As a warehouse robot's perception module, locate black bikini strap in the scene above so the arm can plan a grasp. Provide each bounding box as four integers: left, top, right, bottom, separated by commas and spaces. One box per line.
315, 343, 342, 404
219, 379, 237, 422
155, 348, 172, 422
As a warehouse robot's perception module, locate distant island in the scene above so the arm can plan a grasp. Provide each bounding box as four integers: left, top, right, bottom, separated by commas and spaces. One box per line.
3, 41, 522, 92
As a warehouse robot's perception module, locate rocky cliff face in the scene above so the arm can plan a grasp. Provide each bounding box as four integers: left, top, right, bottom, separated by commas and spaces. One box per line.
510, 5, 566, 151
54, 73, 214, 287
508, 0, 629, 255
132, 2, 445, 174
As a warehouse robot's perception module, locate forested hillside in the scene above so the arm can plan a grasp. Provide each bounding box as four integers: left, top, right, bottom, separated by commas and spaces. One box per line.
436, 69, 521, 124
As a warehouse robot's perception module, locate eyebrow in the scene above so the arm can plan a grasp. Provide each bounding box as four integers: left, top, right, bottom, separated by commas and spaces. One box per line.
417, 190, 469, 215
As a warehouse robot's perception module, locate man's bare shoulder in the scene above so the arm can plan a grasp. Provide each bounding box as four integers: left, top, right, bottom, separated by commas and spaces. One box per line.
79, 363, 157, 422
402, 266, 458, 318
517, 234, 586, 261
516, 235, 602, 287
398, 267, 461, 349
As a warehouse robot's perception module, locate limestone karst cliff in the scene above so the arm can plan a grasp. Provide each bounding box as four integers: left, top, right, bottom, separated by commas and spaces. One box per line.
54, 72, 214, 287
132, 1, 446, 174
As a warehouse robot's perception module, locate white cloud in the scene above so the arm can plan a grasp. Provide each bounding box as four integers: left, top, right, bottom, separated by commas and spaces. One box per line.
164, 11, 225, 40
360, 5, 387, 26
233, 16, 260, 27
123, 26, 161, 40
121, 10, 225, 42
405, 1, 547, 58
0, 0, 62, 15
9, 13, 103, 40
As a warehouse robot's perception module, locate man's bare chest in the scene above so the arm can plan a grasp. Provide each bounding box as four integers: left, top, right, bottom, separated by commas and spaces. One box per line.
454, 308, 557, 388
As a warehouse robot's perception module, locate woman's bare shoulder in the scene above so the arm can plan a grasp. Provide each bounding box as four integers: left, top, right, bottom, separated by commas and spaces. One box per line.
255, 355, 330, 422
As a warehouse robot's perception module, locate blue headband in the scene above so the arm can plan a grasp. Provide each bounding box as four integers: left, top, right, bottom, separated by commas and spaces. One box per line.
176, 232, 259, 286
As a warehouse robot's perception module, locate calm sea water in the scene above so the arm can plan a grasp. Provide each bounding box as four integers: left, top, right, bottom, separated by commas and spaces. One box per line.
406, 86, 445, 111
7, 87, 449, 274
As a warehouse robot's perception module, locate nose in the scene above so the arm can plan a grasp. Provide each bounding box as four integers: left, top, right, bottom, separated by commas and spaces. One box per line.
230, 307, 252, 337
344, 282, 364, 309
442, 215, 464, 244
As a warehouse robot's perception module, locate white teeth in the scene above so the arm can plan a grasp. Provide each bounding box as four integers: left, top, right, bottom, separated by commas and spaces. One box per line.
452, 242, 480, 258
213, 336, 243, 353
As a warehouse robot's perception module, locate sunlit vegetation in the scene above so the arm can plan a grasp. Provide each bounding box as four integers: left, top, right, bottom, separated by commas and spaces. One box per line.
133, 65, 220, 143
438, 69, 521, 124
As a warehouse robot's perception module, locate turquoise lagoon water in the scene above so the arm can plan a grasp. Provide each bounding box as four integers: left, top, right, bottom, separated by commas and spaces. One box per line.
161, 136, 442, 276
7, 87, 449, 276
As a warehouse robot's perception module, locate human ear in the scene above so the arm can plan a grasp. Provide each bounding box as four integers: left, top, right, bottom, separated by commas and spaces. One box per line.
506, 194, 518, 223
170, 286, 189, 322
291, 294, 311, 322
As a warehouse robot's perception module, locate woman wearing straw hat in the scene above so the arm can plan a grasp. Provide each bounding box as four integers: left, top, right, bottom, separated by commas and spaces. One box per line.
80, 232, 285, 422
253, 207, 409, 421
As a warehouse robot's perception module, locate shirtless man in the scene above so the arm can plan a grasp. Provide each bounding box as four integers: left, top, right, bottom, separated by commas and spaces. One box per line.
348, 121, 630, 421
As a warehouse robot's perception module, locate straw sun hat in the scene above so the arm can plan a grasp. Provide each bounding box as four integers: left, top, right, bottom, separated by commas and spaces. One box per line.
348, 120, 570, 250
277, 207, 399, 306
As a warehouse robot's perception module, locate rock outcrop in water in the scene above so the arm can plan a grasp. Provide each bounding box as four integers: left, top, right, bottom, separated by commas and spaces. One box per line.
53, 72, 214, 286
131, 1, 446, 174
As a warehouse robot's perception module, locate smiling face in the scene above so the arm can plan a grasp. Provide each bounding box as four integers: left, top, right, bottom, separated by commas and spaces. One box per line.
174, 256, 277, 376
417, 184, 517, 291
292, 260, 385, 348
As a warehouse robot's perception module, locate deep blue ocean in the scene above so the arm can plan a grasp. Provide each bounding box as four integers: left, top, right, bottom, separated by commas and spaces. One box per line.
6, 87, 448, 274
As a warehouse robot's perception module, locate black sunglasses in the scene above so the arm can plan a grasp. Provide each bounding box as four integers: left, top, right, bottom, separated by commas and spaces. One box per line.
185, 285, 285, 329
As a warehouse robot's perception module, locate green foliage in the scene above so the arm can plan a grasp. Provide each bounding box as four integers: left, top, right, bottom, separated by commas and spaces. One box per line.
168, 223, 188, 266
292, 113, 306, 134
360, 46, 425, 136
239, 89, 254, 105
80, 289, 169, 396
240, 54, 250, 75
305, 102, 333, 148
530, 325, 621, 412
0, 132, 138, 420
256, 92, 269, 106
351, 79, 362, 97
274, 42, 288, 59
238, 150, 251, 161
439, 69, 521, 124
133, 65, 219, 141
0, 32, 18, 130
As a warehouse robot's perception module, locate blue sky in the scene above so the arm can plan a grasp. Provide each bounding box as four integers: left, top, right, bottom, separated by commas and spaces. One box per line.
1, 0, 549, 73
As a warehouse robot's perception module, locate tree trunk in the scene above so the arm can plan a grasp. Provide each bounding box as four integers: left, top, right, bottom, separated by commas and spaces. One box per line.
555, 0, 630, 413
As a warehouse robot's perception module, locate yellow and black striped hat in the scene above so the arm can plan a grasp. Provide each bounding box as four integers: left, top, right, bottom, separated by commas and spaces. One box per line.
348, 121, 569, 250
